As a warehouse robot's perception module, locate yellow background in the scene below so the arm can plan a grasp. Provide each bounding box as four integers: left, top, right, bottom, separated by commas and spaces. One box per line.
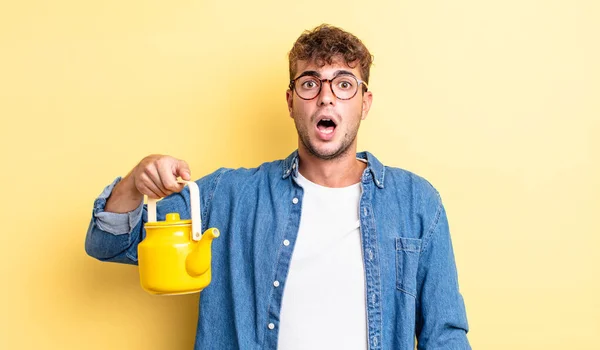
1, 0, 598, 349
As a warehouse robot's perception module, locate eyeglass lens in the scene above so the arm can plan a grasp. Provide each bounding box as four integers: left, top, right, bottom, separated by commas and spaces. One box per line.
294, 75, 359, 100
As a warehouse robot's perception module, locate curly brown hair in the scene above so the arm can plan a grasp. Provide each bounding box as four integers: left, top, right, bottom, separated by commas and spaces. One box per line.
288, 24, 374, 84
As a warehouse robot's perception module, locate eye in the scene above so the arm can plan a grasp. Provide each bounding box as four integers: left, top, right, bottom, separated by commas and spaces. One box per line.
300, 78, 319, 90
336, 78, 355, 90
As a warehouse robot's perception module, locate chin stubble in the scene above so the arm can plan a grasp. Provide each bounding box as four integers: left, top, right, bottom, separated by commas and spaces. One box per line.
292, 110, 362, 161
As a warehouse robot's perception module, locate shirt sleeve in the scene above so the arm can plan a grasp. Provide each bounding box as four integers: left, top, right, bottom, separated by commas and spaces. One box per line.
93, 177, 143, 235
84, 176, 145, 264
415, 196, 471, 349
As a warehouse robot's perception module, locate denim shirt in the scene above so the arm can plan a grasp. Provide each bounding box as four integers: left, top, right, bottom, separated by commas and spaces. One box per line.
85, 151, 470, 350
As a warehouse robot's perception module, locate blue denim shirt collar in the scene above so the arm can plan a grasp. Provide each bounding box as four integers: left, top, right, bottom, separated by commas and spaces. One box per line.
281, 150, 385, 189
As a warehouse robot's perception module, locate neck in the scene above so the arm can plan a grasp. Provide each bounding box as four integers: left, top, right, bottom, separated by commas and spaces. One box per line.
297, 145, 366, 188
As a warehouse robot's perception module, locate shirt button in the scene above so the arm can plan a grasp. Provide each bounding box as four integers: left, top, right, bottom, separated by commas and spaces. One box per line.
283, 239, 290, 246
273, 280, 280, 287
268, 323, 275, 330
292, 197, 299, 204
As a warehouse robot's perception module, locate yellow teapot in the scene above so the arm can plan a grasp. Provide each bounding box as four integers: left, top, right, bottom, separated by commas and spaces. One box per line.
138, 180, 220, 295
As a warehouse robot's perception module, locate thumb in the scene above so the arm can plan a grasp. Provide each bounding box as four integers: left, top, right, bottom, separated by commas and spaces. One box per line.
176, 160, 191, 181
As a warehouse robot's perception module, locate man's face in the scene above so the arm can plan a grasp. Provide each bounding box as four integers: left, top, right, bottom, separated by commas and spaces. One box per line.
286, 57, 373, 160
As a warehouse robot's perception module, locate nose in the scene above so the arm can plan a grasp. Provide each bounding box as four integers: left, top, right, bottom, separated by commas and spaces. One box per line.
316, 80, 336, 106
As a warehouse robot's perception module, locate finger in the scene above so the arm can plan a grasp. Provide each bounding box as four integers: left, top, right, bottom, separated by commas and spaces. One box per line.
175, 159, 191, 181
142, 165, 169, 198
137, 181, 163, 199
157, 160, 184, 193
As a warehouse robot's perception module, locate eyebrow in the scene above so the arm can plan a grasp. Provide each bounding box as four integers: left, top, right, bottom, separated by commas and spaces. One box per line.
294, 70, 357, 80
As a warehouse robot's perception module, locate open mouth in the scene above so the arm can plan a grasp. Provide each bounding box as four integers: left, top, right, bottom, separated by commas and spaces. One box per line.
316, 118, 337, 135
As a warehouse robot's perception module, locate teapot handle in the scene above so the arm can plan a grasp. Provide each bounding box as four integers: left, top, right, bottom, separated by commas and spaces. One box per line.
146, 180, 203, 241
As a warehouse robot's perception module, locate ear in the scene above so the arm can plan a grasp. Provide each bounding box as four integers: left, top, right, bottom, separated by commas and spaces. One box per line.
360, 91, 373, 120
286, 89, 294, 118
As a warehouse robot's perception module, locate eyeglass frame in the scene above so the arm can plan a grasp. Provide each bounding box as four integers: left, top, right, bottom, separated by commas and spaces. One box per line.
289, 71, 369, 101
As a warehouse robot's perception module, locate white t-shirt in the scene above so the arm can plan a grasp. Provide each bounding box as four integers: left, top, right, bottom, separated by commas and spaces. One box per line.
277, 171, 367, 350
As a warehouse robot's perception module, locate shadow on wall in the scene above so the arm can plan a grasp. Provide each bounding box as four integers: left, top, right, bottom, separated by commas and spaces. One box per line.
83, 264, 199, 349
46, 217, 201, 349
197, 60, 298, 166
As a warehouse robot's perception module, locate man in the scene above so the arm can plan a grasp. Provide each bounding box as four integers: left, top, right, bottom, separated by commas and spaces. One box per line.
86, 24, 470, 349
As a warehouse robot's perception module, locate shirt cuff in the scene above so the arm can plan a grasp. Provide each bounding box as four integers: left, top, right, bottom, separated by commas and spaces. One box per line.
93, 177, 144, 235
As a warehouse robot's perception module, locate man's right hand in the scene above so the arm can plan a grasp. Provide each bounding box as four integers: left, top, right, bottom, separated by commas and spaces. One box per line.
105, 155, 191, 213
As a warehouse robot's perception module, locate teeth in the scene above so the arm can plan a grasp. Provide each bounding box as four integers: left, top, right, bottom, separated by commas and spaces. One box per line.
322, 128, 333, 134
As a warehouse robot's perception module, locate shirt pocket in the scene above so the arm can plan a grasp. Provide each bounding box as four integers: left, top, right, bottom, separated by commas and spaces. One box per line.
395, 237, 422, 297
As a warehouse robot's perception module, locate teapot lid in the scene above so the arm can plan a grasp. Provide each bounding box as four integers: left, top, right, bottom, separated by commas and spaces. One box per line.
145, 213, 191, 227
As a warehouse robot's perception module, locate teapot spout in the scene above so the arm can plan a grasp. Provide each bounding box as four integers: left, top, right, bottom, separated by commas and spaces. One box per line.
186, 228, 220, 277
201, 227, 220, 243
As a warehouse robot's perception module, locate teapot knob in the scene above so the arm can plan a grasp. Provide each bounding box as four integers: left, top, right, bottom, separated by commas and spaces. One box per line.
165, 213, 181, 222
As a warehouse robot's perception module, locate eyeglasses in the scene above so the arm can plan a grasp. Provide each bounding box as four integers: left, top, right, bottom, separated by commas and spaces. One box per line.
289, 73, 368, 100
